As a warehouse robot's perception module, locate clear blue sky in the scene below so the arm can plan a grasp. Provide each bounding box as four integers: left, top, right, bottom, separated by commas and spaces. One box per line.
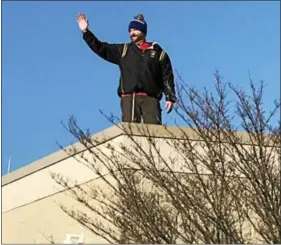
2, 1, 280, 175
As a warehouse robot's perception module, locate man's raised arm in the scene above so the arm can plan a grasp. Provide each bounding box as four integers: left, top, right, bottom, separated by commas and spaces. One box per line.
77, 13, 123, 65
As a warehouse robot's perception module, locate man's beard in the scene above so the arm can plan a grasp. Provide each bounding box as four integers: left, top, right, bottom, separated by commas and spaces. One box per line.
130, 35, 142, 43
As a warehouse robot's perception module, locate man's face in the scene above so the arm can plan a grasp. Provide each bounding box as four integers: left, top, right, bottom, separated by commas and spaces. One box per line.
129, 29, 145, 43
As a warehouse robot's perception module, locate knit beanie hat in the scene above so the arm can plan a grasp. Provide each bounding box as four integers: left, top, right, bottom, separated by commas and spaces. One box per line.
128, 14, 147, 36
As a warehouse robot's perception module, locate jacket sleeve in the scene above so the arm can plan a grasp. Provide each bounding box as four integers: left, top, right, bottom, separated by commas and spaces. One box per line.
160, 52, 177, 103
82, 29, 123, 65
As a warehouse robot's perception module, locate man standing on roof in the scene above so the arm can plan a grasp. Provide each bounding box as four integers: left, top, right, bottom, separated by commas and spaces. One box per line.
77, 13, 177, 125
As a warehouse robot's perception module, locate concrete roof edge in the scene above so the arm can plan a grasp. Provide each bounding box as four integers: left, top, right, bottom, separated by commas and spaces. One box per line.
2, 124, 125, 186
2, 123, 278, 186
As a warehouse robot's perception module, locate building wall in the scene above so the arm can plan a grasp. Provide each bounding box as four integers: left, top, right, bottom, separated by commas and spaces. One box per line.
3, 178, 112, 244
2, 132, 181, 244
2, 135, 126, 244
2, 124, 279, 244
2, 136, 125, 213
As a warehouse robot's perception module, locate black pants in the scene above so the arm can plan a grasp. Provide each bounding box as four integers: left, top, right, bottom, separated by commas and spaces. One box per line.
121, 94, 162, 124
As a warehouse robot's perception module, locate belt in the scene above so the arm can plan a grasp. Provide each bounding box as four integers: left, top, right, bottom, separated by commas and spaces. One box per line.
121, 92, 147, 97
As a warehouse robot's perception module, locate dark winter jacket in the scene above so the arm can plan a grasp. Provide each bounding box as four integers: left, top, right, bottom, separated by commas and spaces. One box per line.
82, 29, 177, 102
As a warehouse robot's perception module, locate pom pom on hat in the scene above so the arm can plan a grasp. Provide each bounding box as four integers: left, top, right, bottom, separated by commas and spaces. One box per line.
128, 14, 147, 36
